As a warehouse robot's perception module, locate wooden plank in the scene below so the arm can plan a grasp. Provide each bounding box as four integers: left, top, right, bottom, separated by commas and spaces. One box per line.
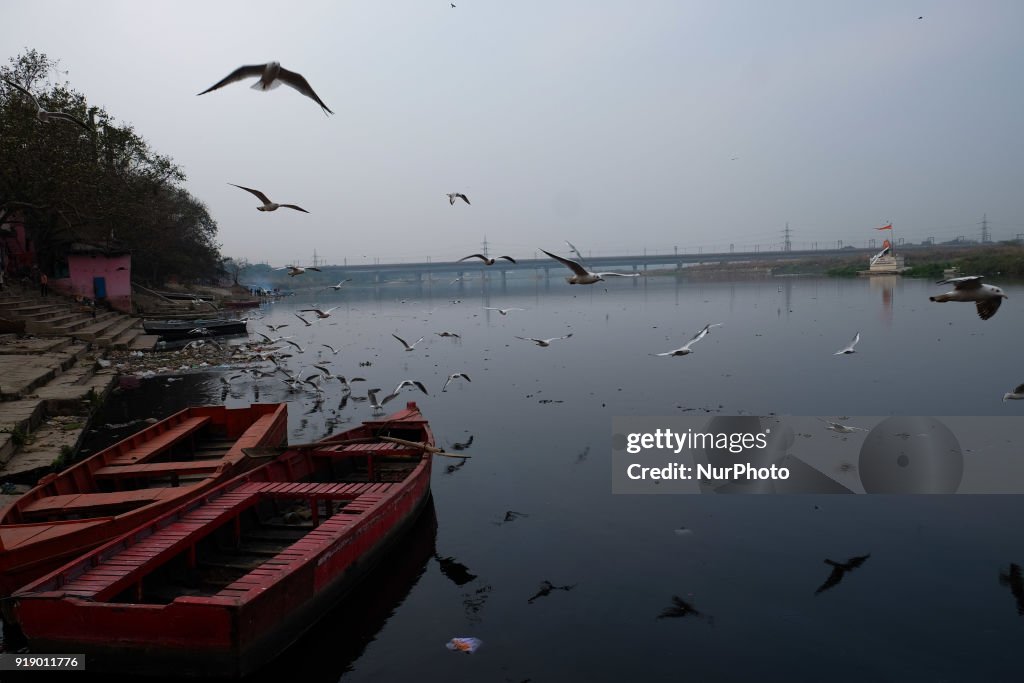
106, 416, 212, 465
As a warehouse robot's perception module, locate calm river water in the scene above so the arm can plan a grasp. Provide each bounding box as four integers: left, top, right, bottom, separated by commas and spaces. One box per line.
42, 275, 1024, 681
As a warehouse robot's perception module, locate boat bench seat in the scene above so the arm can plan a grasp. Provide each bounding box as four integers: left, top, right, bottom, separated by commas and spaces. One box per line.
105, 416, 211, 466
20, 488, 182, 517
93, 460, 224, 480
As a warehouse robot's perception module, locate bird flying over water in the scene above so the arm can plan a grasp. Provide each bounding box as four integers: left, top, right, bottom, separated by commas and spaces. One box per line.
929, 276, 1008, 320
230, 184, 309, 213
325, 279, 352, 290
390, 379, 429, 398
300, 307, 338, 319
442, 373, 471, 392
834, 332, 860, 355
516, 333, 573, 348
392, 333, 425, 351
656, 596, 714, 624
436, 331, 462, 339
279, 266, 322, 277
653, 324, 716, 357
2, 79, 90, 131
447, 193, 470, 205
294, 312, 313, 326
459, 254, 516, 265
540, 248, 640, 285
484, 307, 524, 316
197, 62, 333, 115
527, 580, 576, 604
321, 343, 340, 355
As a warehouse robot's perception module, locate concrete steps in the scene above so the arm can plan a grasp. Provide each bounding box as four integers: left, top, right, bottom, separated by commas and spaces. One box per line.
0, 290, 143, 349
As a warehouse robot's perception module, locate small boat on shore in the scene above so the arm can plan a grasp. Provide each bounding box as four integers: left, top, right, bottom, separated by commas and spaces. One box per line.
143, 317, 248, 340
0, 403, 288, 596
4, 402, 434, 678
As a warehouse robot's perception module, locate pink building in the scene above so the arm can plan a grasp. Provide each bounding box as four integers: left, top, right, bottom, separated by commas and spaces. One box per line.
52, 243, 132, 313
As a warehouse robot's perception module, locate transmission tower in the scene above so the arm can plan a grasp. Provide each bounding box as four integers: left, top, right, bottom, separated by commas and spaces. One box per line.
481, 235, 490, 257
782, 223, 792, 252
980, 214, 991, 243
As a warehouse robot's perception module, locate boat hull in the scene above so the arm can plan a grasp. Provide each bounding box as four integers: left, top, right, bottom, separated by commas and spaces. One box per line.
0, 404, 288, 596
6, 404, 433, 678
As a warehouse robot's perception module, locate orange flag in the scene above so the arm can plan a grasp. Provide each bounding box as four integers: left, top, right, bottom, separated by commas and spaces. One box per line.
876, 224, 893, 230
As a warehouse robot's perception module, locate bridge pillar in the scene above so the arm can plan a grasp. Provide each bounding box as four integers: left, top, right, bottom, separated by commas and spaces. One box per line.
374, 271, 381, 284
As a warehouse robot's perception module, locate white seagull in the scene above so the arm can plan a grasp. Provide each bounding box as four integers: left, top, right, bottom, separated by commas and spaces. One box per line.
442, 373, 471, 392
279, 266, 322, 277
326, 279, 352, 290
197, 62, 333, 115
1003, 383, 1024, 402
367, 388, 397, 413
540, 249, 640, 285
516, 333, 573, 348
447, 192, 470, 205
294, 312, 313, 326
459, 254, 517, 265
391, 380, 429, 397
2, 79, 90, 131
266, 323, 289, 332
834, 332, 860, 355
565, 239, 586, 263
230, 184, 309, 213
652, 325, 713, 357
484, 307, 525, 316
337, 376, 367, 392
321, 343, 341, 355
930, 276, 1008, 320
300, 307, 338, 319
283, 339, 306, 353
392, 333, 425, 351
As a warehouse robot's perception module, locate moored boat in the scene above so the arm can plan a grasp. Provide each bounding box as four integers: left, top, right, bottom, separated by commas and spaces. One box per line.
0, 403, 288, 596
142, 317, 248, 340
4, 402, 434, 678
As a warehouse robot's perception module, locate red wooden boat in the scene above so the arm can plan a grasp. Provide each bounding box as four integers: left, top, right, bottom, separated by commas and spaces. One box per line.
0, 403, 288, 596
4, 402, 434, 678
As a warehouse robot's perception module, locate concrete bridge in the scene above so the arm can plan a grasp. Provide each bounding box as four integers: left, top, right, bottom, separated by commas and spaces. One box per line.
311, 246, 877, 283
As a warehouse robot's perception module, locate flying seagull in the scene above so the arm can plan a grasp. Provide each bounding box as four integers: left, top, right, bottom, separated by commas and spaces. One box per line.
392, 333, 425, 351
516, 333, 573, 348
391, 380, 429, 397
321, 343, 341, 355
930, 276, 1008, 320
458, 254, 517, 265
326, 279, 352, 290
266, 323, 289, 332
442, 372, 471, 392
652, 324, 714, 357
278, 266, 322, 277
294, 312, 313, 326
1003, 383, 1024, 402
447, 193, 470, 205
540, 248, 640, 285
834, 332, 860, 355
300, 307, 338, 319
197, 62, 333, 115
484, 307, 524, 316
2, 79, 90, 131
229, 184, 309, 213
436, 331, 462, 339
814, 554, 871, 595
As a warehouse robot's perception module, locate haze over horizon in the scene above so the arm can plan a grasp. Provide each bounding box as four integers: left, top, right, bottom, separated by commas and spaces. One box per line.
5, 0, 1023, 267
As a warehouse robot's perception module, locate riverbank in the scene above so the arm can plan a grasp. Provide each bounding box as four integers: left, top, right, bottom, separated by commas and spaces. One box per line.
641, 243, 1024, 279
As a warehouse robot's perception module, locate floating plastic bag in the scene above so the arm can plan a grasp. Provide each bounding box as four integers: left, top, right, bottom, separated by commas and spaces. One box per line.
445, 637, 482, 654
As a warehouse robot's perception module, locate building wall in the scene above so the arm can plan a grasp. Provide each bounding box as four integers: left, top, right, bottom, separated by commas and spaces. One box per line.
55, 254, 132, 312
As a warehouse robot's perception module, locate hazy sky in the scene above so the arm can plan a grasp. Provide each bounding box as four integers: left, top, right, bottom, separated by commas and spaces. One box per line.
5, 1, 1023, 265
